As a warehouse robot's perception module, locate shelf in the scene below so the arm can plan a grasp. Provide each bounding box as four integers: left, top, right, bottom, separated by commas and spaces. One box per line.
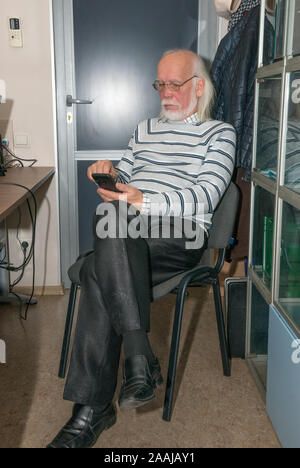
257, 60, 284, 78
252, 170, 277, 194
286, 55, 300, 71
278, 186, 300, 210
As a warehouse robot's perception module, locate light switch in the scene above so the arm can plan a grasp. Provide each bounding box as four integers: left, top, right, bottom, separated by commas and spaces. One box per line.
14, 133, 30, 147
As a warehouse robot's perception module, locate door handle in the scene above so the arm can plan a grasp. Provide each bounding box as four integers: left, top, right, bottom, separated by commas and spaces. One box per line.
66, 95, 93, 107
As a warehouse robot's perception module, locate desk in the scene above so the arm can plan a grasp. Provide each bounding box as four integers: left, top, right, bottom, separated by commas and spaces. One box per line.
0, 167, 55, 305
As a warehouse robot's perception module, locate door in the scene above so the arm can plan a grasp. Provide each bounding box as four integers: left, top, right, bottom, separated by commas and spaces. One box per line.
52, 0, 217, 285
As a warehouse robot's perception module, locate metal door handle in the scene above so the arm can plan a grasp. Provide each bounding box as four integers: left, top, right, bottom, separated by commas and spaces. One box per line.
66, 95, 93, 107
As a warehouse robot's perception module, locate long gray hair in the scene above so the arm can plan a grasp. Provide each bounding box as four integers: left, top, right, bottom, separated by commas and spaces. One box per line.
161, 50, 215, 122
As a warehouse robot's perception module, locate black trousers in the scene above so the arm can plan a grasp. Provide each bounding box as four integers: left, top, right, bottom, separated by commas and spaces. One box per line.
63, 201, 206, 406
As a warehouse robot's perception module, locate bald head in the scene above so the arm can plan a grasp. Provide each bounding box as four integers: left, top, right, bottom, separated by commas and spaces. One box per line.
158, 50, 198, 79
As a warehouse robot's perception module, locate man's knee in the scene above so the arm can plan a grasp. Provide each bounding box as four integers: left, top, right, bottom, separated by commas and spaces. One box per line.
79, 253, 96, 283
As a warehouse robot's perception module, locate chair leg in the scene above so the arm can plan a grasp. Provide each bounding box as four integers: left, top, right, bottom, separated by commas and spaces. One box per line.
163, 281, 188, 422
212, 278, 231, 377
58, 282, 79, 379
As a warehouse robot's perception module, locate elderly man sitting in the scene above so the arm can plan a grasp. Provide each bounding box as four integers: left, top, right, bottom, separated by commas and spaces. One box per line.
47, 49, 236, 449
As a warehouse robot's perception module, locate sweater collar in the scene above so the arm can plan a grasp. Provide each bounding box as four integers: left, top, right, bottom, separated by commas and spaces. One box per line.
158, 112, 200, 125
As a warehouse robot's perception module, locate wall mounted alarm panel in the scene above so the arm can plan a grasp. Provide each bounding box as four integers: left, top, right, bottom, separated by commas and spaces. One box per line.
9, 18, 23, 48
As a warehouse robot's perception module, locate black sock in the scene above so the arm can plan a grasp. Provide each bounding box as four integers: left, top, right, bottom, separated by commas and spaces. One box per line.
73, 402, 110, 415
123, 329, 155, 364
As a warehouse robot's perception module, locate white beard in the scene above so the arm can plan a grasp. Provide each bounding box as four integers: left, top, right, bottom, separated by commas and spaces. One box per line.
160, 93, 198, 121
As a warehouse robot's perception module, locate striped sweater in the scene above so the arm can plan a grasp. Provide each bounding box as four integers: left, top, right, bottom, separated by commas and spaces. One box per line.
116, 117, 236, 231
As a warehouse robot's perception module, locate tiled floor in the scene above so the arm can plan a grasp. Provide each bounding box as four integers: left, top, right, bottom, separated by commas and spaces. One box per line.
0, 288, 281, 448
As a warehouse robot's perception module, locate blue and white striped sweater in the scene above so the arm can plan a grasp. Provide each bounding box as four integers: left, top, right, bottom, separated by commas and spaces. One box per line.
116, 117, 236, 231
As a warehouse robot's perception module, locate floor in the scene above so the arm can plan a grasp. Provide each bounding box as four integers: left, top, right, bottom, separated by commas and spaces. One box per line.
0, 287, 281, 448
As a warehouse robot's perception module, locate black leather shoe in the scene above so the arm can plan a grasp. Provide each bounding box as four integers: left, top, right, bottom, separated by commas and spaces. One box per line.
118, 355, 163, 411
46, 403, 116, 448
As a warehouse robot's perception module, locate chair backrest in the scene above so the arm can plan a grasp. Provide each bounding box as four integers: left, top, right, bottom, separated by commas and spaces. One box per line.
207, 182, 240, 249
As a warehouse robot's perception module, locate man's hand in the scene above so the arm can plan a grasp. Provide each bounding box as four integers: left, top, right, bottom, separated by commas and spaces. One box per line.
97, 183, 143, 212
87, 160, 118, 183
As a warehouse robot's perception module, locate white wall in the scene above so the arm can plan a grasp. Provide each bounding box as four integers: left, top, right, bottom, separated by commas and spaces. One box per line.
0, 0, 61, 290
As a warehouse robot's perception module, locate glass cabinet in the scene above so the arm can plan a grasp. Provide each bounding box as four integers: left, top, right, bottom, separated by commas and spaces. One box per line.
278, 202, 300, 331
252, 186, 276, 290
246, 0, 300, 398
283, 70, 300, 193
273, 0, 287, 60
288, 0, 300, 57
255, 76, 282, 178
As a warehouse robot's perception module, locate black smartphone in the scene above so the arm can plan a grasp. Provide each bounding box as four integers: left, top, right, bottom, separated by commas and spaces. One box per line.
92, 173, 123, 193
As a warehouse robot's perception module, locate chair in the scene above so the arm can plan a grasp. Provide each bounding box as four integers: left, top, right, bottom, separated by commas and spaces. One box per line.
58, 182, 240, 422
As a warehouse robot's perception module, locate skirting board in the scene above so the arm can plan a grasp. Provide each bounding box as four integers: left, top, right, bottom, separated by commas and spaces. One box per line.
13, 284, 65, 296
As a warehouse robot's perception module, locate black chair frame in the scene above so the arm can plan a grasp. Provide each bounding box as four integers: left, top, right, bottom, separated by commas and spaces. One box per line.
58, 183, 239, 422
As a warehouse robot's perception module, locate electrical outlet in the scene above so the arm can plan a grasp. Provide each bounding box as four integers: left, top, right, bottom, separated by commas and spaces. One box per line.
17, 239, 31, 260
19, 238, 31, 250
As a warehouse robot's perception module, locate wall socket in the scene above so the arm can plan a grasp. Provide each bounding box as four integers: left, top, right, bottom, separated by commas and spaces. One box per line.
16, 242, 33, 275
19, 238, 31, 251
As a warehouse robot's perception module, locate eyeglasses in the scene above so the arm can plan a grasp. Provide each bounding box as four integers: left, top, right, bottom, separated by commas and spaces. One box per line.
152, 75, 199, 92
